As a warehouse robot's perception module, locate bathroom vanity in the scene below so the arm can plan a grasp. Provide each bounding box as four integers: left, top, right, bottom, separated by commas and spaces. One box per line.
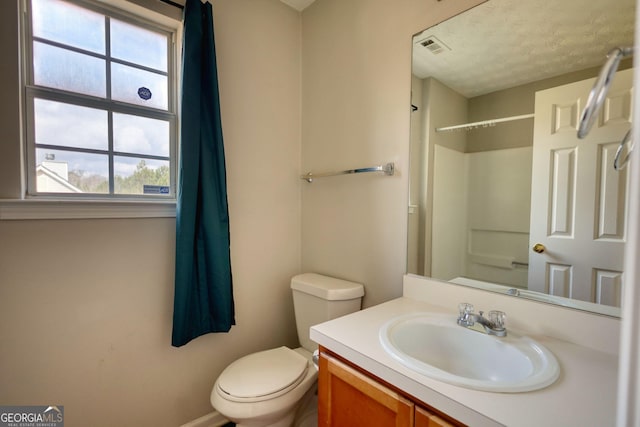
311, 275, 619, 427
319, 348, 461, 426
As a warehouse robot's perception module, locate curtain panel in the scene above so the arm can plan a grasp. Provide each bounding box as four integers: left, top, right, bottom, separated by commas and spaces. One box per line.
172, 0, 234, 347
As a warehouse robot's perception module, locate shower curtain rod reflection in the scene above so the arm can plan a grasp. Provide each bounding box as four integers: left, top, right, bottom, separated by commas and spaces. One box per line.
300, 162, 395, 183
435, 113, 535, 132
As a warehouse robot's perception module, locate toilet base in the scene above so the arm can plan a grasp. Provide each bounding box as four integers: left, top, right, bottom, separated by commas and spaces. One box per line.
235, 413, 295, 427
292, 385, 318, 427
234, 383, 317, 427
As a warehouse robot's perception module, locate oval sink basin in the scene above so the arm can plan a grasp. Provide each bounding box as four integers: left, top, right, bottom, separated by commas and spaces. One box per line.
379, 313, 560, 392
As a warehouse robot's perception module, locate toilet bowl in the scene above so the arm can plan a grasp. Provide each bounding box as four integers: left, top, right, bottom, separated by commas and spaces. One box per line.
211, 273, 364, 427
211, 347, 317, 427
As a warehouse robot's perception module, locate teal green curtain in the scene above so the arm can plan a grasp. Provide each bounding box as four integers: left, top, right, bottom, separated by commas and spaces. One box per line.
172, 0, 234, 347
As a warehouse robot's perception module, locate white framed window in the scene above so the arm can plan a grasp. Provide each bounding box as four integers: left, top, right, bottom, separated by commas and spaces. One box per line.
22, 0, 178, 201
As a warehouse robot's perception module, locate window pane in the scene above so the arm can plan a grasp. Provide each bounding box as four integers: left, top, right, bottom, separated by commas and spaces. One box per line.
36, 148, 108, 194
113, 113, 169, 157
111, 19, 167, 71
114, 157, 170, 195
34, 42, 106, 97
32, 0, 105, 54
111, 63, 168, 109
27, 0, 177, 199
35, 98, 108, 150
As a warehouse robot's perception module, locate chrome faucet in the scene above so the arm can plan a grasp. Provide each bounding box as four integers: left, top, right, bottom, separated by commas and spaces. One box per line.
457, 303, 507, 337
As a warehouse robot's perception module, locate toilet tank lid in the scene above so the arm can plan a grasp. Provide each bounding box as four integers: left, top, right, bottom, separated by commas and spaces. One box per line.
291, 273, 364, 300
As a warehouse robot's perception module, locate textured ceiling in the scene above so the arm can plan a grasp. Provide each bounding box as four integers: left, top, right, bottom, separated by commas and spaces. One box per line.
412, 0, 635, 98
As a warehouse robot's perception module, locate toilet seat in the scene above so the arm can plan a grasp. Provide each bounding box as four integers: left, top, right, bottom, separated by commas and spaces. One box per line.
217, 346, 309, 403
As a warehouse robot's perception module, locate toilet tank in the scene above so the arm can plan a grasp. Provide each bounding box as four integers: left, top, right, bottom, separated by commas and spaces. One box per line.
291, 273, 364, 352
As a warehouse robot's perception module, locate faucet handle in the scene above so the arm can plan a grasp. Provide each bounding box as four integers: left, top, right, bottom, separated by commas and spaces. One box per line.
458, 303, 474, 318
457, 303, 475, 326
488, 310, 506, 329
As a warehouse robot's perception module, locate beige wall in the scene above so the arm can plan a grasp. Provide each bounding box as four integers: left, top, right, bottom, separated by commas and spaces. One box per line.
0, 1, 301, 426
300, 0, 483, 307
0, 0, 22, 198
408, 77, 468, 277
407, 75, 424, 275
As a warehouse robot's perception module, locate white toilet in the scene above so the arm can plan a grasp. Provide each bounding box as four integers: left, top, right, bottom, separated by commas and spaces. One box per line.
211, 273, 364, 427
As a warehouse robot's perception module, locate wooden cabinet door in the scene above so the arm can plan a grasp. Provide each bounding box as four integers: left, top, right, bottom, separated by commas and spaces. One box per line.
415, 406, 455, 427
318, 352, 414, 427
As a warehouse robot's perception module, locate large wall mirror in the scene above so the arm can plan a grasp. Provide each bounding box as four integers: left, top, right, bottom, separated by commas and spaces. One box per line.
408, 0, 635, 316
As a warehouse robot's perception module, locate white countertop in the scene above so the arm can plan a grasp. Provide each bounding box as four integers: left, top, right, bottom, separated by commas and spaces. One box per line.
310, 296, 618, 427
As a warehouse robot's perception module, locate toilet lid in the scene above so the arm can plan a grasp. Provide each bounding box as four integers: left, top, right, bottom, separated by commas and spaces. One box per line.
217, 346, 309, 402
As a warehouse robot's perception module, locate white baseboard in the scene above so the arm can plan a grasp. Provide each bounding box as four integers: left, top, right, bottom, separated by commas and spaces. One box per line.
180, 411, 230, 427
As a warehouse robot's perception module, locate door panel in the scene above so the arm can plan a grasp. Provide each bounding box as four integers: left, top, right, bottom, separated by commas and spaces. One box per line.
529, 68, 632, 306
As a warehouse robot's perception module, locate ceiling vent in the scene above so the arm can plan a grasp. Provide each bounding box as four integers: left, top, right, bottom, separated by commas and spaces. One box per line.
416, 35, 450, 55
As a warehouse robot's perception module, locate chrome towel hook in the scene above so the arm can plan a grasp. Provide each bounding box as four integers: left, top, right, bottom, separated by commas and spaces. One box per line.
614, 129, 634, 171
577, 46, 633, 139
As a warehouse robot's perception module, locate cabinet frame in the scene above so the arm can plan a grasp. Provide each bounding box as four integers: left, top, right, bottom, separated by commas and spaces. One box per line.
318, 347, 465, 427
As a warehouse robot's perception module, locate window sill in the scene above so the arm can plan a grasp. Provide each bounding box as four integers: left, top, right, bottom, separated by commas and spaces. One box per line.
0, 198, 176, 220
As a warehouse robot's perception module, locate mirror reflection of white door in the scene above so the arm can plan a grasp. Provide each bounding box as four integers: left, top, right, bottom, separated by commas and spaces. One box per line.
528, 68, 633, 306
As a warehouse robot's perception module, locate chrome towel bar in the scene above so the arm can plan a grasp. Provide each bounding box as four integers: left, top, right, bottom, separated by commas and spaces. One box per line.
301, 162, 395, 183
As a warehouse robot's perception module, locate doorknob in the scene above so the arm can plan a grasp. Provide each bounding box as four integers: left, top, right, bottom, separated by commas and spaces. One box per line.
533, 243, 546, 253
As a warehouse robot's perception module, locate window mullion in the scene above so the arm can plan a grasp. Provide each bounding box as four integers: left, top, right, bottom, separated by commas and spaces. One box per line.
105, 15, 112, 101
27, 85, 175, 121
105, 15, 115, 195
33, 144, 109, 157
32, 36, 107, 61
108, 111, 115, 195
